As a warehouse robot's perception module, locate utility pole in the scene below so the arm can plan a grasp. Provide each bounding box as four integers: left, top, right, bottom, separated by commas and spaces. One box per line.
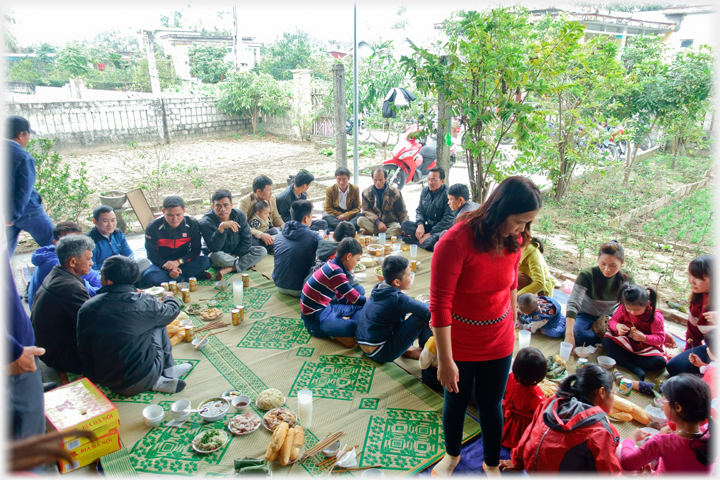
333, 64, 347, 168
143, 30, 161, 95
352, 3, 359, 185
232, 5, 239, 70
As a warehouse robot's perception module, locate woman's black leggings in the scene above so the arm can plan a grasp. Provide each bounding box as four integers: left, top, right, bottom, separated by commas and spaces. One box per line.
601, 338, 667, 381
442, 354, 512, 467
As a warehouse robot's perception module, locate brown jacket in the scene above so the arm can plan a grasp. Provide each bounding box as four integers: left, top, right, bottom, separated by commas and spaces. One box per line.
324, 183, 361, 220
238, 193, 284, 238
361, 184, 409, 225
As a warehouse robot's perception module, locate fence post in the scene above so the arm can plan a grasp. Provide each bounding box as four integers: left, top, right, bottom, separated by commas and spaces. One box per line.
333, 63, 347, 169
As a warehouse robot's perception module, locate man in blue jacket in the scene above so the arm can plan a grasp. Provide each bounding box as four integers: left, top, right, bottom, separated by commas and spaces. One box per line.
86, 205, 151, 277
27, 221, 101, 309
272, 200, 320, 297
6, 116, 53, 256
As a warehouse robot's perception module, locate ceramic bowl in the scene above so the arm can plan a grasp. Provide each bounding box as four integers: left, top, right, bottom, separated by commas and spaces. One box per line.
374, 267, 384, 282
197, 397, 230, 423
597, 356, 616, 370
574, 345, 597, 358
645, 405, 668, 428
322, 440, 341, 457
367, 244, 384, 257
232, 395, 251, 413
192, 337, 209, 350
142, 405, 164, 427
171, 399, 191, 422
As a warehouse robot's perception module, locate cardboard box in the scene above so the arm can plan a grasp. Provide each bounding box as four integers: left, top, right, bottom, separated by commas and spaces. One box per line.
58, 430, 120, 474
45, 378, 119, 435
62, 422, 119, 451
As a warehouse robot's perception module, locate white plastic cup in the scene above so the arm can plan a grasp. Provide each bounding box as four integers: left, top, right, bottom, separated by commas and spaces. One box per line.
378, 232, 386, 244
409, 244, 418, 258
559, 341, 573, 361
233, 281, 243, 305
297, 389, 313, 429
518, 330, 531, 349
392, 242, 401, 252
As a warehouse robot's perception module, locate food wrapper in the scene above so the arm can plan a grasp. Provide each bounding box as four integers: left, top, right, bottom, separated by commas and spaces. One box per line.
336, 448, 358, 468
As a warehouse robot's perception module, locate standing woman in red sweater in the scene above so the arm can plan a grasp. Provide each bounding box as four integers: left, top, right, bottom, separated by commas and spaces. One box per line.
429, 176, 542, 477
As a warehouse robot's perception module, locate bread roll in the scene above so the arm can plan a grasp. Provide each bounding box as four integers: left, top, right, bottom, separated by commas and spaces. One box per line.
167, 325, 182, 335
270, 422, 289, 451
265, 442, 280, 462
170, 333, 184, 346
290, 425, 304, 461
279, 424, 295, 465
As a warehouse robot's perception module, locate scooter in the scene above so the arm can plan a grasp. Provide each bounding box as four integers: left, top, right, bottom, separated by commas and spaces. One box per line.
382, 123, 458, 190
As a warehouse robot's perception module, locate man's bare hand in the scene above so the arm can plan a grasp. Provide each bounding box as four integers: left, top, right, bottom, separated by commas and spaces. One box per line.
162, 260, 180, 271
377, 222, 388, 233
161, 291, 175, 299
337, 214, 347, 221
415, 224, 425, 240
169, 268, 181, 279
218, 221, 240, 233
420, 233, 431, 244
260, 233, 274, 245
6, 220, 13, 227
8, 346, 45, 376
616, 324, 630, 335
11, 429, 97, 472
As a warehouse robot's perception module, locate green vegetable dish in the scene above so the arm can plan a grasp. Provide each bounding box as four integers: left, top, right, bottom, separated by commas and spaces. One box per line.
193, 429, 228, 452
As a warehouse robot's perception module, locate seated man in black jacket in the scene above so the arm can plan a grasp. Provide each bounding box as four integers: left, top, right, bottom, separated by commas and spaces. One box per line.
142, 195, 212, 286
200, 189, 267, 280
31, 235, 95, 374
275, 170, 328, 232
77, 255, 191, 396
400, 167, 455, 251
272, 200, 320, 297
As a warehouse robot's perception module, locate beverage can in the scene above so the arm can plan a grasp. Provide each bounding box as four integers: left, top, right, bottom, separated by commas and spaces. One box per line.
619, 378, 632, 396
242, 273, 250, 288
238, 305, 245, 322
231, 309, 240, 326
411, 259, 418, 273
168, 281, 178, 294
188, 277, 197, 292
181, 288, 190, 303
184, 325, 194, 342
161, 282, 169, 291
391, 236, 397, 244
384, 243, 392, 255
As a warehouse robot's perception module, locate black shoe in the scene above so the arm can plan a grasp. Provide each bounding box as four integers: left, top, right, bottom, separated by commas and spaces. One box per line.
43, 381, 58, 392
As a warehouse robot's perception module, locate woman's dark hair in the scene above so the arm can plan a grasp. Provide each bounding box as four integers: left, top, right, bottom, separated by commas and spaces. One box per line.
617, 283, 657, 324
595, 240, 630, 293
689, 255, 713, 311
512, 347, 547, 386
336, 238, 362, 259
556, 363, 613, 406
530, 237, 544, 254
382, 256, 409, 285
662, 374, 714, 466
333, 221, 356, 242
463, 176, 541, 254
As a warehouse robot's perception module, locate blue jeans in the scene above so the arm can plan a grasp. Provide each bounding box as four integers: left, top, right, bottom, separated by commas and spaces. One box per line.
8, 358, 45, 441
142, 256, 212, 286
666, 344, 709, 377
541, 315, 566, 338
6, 207, 54, 257
303, 303, 363, 338
363, 314, 432, 364
573, 312, 601, 346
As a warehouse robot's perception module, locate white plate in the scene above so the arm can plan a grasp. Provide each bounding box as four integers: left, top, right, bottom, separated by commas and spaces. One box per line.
354, 264, 366, 272
262, 408, 297, 431
227, 413, 262, 436
192, 430, 229, 453
255, 397, 286, 411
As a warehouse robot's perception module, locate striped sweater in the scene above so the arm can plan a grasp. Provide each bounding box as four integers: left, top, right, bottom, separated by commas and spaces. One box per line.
566, 266, 634, 320
300, 258, 366, 317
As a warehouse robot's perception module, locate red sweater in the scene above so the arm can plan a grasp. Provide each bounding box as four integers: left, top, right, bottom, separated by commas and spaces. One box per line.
686, 293, 710, 350
429, 220, 521, 362
502, 373, 545, 449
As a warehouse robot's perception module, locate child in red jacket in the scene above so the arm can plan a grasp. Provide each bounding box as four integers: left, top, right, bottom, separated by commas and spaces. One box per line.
501, 347, 546, 449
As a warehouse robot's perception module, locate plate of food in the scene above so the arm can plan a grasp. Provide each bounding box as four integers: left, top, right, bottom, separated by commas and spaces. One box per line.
200, 308, 224, 321
144, 286, 165, 297
192, 429, 229, 453
263, 408, 297, 431
416, 294, 430, 304
186, 303, 207, 315
256, 388, 285, 410
222, 389, 243, 400
354, 263, 366, 272
359, 255, 376, 268
228, 413, 262, 435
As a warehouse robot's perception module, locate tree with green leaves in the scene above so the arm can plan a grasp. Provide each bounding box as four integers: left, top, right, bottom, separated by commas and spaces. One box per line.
56, 41, 94, 78
256, 30, 312, 80
160, 10, 183, 28
401, 7, 583, 202
188, 44, 232, 84
218, 72, 290, 134
132, 44, 181, 92
4, 13, 19, 53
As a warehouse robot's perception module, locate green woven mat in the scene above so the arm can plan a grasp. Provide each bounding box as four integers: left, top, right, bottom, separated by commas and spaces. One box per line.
99, 261, 481, 477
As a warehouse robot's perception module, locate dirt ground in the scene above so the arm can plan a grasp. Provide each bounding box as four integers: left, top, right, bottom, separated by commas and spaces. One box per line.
14, 134, 381, 253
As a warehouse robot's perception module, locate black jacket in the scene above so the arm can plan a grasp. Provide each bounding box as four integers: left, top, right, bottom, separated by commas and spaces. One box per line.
416, 184, 455, 234
77, 284, 181, 391
272, 221, 319, 291
275, 185, 307, 223
199, 208, 253, 257
144, 215, 203, 267
31, 266, 90, 374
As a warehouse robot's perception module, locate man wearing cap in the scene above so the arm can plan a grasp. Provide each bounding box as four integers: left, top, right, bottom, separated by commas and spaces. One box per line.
5, 116, 54, 256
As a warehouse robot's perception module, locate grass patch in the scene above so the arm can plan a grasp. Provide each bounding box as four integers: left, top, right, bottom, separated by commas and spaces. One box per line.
639, 184, 714, 247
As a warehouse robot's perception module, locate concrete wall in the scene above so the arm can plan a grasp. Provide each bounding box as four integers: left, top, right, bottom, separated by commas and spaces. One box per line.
4, 96, 280, 151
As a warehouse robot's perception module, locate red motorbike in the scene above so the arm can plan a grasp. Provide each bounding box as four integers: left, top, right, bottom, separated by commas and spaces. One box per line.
382, 124, 458, 190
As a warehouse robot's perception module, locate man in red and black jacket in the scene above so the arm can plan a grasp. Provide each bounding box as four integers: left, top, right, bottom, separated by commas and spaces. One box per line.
141, 196, 212, 286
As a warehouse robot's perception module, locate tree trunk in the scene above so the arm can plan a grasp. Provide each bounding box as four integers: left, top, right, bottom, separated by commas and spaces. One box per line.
436, 90, 451, 174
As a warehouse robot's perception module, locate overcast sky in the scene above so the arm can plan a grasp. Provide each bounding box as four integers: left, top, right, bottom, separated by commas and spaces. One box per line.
7, 0, 560, 49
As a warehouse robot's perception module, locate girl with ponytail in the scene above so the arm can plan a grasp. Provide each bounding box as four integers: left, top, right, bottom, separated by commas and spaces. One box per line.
620, 374, 716, 473
601, 283, 667, 381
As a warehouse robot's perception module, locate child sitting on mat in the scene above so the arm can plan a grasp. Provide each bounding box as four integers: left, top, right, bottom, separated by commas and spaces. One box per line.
501, 347, 547, 450
620, 374, 715, 474
517, 292, 566, 338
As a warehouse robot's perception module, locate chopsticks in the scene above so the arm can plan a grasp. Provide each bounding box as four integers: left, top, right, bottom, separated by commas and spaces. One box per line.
193, 330, 229, 349
194, 320, 228, 334
301, 431, 345, 461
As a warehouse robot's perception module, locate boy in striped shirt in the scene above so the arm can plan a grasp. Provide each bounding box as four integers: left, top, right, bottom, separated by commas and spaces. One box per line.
301, 238, 366, 346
